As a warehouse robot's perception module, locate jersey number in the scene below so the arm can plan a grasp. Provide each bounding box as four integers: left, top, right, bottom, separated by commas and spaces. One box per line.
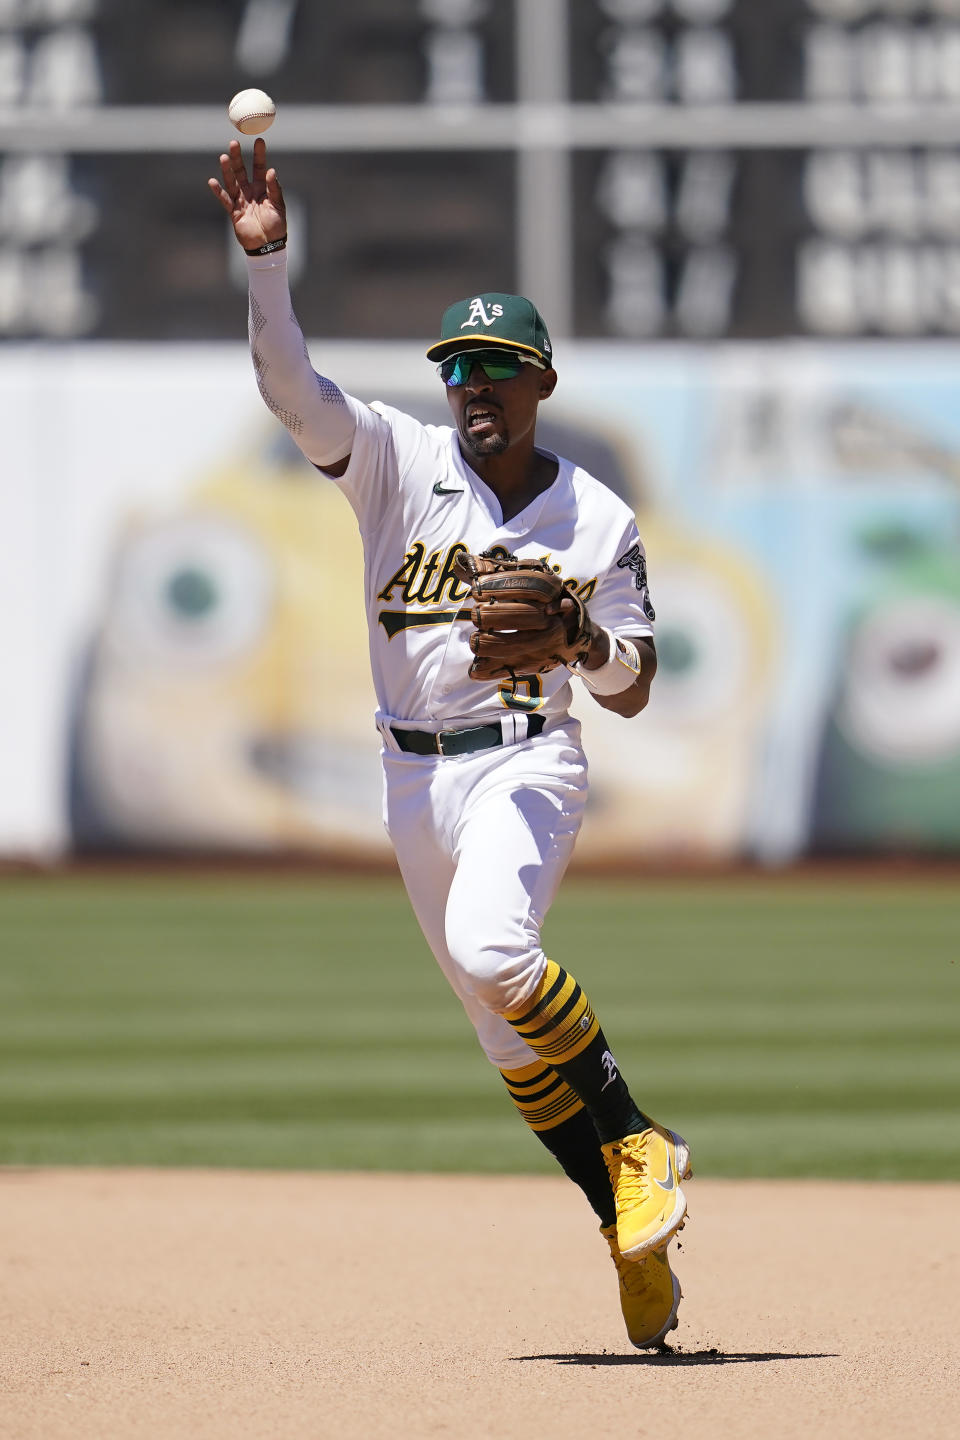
499, 675, 544, 712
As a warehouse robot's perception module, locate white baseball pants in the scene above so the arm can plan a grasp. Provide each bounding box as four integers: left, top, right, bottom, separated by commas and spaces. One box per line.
379, 717, 588, 1070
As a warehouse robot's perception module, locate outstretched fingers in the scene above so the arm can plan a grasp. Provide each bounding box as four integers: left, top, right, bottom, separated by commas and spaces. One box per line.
213, 148, 240, 199
207, 174, 235, 213
265, 166, 283, 208
251, 136, 268, 184
228, 138, 248, 172
209, 139, 256, 214
207, 137, 281, 230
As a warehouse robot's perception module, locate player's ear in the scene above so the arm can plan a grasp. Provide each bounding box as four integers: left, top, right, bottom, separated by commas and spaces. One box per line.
538, 368, 557, 401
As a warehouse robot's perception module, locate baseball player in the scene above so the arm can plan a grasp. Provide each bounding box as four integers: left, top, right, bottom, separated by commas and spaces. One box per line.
209, 138, 692, 1349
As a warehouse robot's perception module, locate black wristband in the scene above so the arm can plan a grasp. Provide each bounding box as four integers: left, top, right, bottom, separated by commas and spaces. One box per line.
244, 236, 287, 256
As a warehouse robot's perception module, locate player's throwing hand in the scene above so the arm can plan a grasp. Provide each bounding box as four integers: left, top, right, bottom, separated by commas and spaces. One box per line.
207, 137, 287, 256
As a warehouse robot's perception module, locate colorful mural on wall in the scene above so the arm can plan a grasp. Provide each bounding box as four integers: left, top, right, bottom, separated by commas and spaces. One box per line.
4, 342, 959, 861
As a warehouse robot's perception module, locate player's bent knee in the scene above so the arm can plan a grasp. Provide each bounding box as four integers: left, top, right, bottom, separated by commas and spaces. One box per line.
446, 939, 544, 1015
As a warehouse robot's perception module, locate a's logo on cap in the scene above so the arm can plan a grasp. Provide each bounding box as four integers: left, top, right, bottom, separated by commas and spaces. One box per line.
460, 297, 503, 329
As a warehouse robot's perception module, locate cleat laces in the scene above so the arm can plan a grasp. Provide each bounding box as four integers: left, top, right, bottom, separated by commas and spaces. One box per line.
605, 1133, 653, 1218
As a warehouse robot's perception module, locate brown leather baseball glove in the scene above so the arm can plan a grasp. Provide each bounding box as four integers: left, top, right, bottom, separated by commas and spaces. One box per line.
453, 549, 596, 682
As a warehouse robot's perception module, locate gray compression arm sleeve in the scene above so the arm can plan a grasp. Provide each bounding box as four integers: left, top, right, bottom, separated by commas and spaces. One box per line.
246, 251, 357, 467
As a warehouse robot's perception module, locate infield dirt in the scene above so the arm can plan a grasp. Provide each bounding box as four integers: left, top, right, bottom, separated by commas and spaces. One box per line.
2, 1169, 957, 1440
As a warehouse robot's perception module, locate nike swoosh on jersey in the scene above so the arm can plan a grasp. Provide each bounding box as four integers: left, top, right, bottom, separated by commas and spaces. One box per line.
653, 1151, 676, 1193
433, 481, 463, 495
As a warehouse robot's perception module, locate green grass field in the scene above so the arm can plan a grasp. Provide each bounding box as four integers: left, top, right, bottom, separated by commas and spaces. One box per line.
1, 872, 957, 1179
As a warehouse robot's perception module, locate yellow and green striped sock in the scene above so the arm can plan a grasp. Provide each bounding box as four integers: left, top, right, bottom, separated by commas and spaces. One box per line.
501, 960, 646, 1144
499, 1057, 617, 1226
499, 1058, 584, 1133
503, 959, 600, 1065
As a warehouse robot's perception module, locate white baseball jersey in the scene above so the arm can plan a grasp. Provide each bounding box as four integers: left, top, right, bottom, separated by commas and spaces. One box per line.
332, 398, 656, 729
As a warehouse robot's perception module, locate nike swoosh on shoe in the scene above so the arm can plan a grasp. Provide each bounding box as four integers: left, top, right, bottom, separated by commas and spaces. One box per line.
653, 1152, 675, 1193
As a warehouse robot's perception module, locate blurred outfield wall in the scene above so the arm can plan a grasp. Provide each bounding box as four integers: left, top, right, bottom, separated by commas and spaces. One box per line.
3, 339, 960, 864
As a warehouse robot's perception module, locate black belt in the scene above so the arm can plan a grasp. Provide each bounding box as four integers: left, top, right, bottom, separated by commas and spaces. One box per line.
391, 714, 546, 757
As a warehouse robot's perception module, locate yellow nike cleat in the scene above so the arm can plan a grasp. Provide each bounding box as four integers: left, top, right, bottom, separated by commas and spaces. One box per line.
602, 1123, 692, 1261
601, 1225, 681, 1349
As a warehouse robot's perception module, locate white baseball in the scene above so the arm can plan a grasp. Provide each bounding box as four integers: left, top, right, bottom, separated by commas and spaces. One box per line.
227, 88, 276, 135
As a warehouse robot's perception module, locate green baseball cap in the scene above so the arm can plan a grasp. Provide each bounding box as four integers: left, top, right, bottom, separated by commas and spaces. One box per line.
425, 292, 553, 366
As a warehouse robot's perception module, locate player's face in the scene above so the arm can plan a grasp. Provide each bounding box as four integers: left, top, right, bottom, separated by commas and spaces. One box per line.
441, 353, 556, 459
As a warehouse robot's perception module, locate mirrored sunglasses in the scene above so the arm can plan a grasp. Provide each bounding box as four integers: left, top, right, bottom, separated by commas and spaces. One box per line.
438, 350, 546, 387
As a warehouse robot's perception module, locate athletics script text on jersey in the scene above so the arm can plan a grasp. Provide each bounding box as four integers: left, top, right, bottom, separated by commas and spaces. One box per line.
376, 540, 597, 638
